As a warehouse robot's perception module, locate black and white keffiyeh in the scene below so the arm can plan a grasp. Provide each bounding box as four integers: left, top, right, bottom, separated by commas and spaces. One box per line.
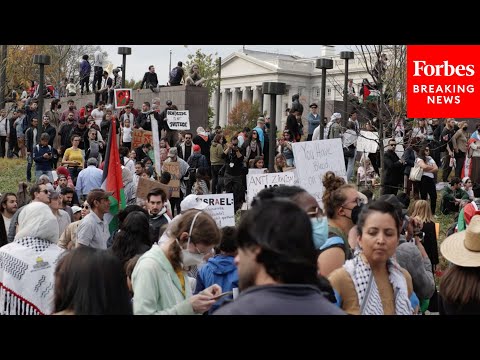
343, 254, 413, 315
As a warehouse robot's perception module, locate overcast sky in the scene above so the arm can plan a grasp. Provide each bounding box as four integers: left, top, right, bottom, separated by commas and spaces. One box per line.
100, 45, 353, 84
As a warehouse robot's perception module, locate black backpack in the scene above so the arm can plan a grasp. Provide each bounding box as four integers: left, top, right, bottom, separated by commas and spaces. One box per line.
169, 67, 182, 84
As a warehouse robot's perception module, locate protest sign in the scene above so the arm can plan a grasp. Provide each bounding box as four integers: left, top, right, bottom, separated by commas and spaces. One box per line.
292, 139, 346, 208
166, 110, 190, 130
197, 193, 235, 227
132, 130, 153, 149
162, 162, 180, 198
136, 177, 171, 201
246, 172, 296, 204
114, 89, 132, 109
356, 131, 379, 154
248, 168, 268, 174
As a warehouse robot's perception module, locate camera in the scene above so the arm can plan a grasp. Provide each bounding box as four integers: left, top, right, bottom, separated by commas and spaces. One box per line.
414, 231, 425, 242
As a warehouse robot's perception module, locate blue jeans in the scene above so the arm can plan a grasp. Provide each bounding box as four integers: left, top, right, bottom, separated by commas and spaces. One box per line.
35, 170, 53, 183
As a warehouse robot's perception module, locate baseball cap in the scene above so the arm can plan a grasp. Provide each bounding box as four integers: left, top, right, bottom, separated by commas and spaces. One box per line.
180, 194, 209, 212
168, 147, 178, 158
193, 144, 201, 152
71, 205, 82, 214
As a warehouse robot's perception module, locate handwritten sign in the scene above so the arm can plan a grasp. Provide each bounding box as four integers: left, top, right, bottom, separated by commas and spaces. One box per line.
132, 130, 153, 149
246, 172, 296, 204
162, 162, 180, 198
166, 110, 190, 130
136, 177, 171, 201
248, 168, 268, 174
292, 139, 346, 208
197, 194, 235, 227
114, 89, 132, 109
356, 131, 379, 154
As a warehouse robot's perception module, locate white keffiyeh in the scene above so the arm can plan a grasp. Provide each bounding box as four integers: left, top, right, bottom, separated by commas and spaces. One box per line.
343, 254, 413, 315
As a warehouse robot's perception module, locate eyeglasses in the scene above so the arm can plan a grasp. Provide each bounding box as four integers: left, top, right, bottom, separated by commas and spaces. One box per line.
39, 190, 49, 194
342, 198, 362, 208
390, 144, 396, 147
81, 205, 89, 209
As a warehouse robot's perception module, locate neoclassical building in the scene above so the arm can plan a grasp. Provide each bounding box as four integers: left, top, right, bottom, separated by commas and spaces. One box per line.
211, 46, 373, 128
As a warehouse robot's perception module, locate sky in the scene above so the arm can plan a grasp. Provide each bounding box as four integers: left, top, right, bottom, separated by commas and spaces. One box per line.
100, 45, 353, 84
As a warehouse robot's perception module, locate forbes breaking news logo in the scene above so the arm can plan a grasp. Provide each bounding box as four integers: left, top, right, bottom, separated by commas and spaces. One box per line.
407, 45, 480, 118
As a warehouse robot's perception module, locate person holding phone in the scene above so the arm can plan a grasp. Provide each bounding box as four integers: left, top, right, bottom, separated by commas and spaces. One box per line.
62, 135, 84, 184
33, 133, 54, 183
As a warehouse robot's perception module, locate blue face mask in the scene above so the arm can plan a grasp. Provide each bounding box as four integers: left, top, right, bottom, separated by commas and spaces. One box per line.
311, 217, 328, 250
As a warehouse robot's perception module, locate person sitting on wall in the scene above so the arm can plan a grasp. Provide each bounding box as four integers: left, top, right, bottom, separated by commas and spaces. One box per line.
185, 64, 206, 87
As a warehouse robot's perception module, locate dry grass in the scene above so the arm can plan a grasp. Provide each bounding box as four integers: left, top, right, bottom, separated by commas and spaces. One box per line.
0, 158, 28, 194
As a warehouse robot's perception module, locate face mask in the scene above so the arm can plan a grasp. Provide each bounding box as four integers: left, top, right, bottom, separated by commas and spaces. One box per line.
178, 211, 205, 267
350, 203, 364, 224
311, 217, 328, 250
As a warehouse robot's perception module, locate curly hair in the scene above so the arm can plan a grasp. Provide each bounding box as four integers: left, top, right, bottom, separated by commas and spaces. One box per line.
322, 171, 356, 219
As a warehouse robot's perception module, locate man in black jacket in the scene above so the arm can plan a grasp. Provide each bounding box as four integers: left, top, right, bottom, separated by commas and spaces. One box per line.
147, 188, 170, 243
382, 138, 405, 196
140, 65, 159, 92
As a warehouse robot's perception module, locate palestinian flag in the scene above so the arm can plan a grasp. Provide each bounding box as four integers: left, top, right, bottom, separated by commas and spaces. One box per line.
101, 117, 126, 234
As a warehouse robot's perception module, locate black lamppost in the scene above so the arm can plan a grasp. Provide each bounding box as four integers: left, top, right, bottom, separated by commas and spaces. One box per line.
340, 51, 354, 128
262, 82, 286, 173
169, 49, 172, 73
118, 47, 131, 88
215, 57, 221, 128
315, 58, 333, 140
33, 54, 50, 136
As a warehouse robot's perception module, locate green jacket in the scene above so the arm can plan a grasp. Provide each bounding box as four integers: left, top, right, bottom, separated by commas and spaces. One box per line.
442, 186, 470, 204
132, 245, 196, 315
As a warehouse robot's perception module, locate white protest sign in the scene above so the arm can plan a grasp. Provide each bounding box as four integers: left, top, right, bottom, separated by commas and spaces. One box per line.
383, 137, 404, 159
248, 168, 268, 174
356, 131, 379, 153
167, 110, 190, 130
246, 172, 296, 204
292, 138, 346, 208
197, 193, 235, 227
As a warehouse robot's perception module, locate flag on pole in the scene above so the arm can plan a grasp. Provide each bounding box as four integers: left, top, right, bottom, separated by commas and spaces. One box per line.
101, 117, 126, 234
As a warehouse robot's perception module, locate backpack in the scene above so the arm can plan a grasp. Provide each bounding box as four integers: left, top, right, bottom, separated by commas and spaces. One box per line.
169, 67, 182, 84
187, 155, 200, 182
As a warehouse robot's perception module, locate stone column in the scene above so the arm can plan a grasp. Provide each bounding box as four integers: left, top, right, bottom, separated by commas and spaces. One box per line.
241, 86, 250, 102
212, 88, 219, 123
231, 88, 238, 110
263, 93, 271, 116
220, 88, 228, 127
252, 85, 261, 105
276, 94, 283, 131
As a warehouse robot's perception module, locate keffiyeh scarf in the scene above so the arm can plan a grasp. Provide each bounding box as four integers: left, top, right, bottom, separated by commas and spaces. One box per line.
343, 254, 413, 315
0, 237, 64, 315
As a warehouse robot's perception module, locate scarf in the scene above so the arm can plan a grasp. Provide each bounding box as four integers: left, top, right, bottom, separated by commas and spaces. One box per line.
343, 254, 413, 315
0, 237, 64, 315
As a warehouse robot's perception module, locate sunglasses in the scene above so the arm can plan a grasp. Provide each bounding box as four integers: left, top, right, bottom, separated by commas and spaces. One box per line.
81, 205, 89, 209
39, 189, 49, 194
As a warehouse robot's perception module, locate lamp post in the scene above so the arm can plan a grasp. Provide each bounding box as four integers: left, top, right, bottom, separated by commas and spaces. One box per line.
33, 54, 50, 136
340, 51, 354, 128
215, 57, 221, 128
262, 82, 286, 173
169, 49, 172, 73
315, 58, 333, 140
118, 47, 132, 88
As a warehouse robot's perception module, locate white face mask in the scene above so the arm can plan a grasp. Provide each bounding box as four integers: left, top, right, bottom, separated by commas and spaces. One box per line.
177, 211, 205, 267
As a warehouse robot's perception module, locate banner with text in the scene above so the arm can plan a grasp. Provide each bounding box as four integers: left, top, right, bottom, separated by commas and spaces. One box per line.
166, 110, 190, 130
407, 45, 480, 117
162, 162, 180, 198
132, 130, 153, 150
292, 139, 346, 208
246, 172, 296, 204
197, 194, 235, 227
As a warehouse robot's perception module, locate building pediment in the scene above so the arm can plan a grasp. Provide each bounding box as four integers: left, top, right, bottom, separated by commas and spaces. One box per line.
221, 52, 277, 78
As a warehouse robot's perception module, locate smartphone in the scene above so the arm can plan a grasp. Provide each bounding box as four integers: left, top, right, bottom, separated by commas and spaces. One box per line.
211, 291, 233, 301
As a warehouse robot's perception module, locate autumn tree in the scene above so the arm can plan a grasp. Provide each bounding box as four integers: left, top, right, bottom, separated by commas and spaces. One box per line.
227, 100, 262, 133
125, 78, 143, 90
184, 49, 220, 125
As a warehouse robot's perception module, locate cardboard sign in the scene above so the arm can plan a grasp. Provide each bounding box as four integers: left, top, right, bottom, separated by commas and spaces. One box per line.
292, 139, 346, 208
356, 131, 379, 154
197, 193, 235, 227
248, 168, 268, 174
246, 172, 296, 204
114, 89, 132, 109
162, 162, 180, 198
136, 177, 171, 201
166, 110, 190, 130
132, 130, 153, 149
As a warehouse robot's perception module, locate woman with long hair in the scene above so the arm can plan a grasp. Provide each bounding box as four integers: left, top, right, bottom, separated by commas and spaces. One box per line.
54, 247, 132, 315
329, 201, 414, 315
410, 199, 439, 272
132, 210, 222, 315
416, 145, 438, 215
243, 129, 262, 165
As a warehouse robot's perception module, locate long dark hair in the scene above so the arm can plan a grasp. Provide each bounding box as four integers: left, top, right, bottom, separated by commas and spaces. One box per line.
54, 247, 132, 315
111, 211, 151, 265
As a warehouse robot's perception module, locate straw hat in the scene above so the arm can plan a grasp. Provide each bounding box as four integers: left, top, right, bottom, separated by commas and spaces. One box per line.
440, 215, 480, 267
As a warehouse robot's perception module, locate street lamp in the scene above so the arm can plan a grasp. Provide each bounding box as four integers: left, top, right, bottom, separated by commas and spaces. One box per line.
340, 51, 354, 128
118, 47, 132, 88
315, 58, 333, 140
169, 49, 172, 73
215, 57, 222, 128
262, 82, 286, 172
33, 54, 50, 136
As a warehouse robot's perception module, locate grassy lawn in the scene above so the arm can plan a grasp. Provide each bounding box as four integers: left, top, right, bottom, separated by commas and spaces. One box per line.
0, 157, 28, 194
